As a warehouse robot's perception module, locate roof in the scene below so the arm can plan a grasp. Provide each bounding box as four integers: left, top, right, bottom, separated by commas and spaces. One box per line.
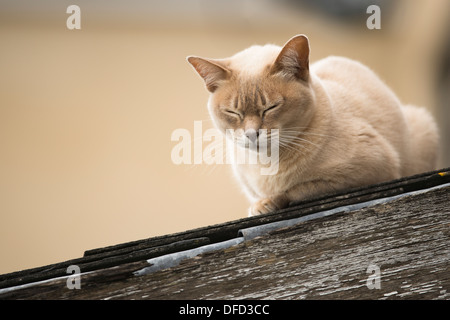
0, 168, 449, 299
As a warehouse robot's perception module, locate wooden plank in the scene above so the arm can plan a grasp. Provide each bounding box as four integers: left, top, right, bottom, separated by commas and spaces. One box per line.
0, 261, 149, 300
83, 168, 450, 257
1, 184, 448, 299
0, 237, 209, 290
0, 168, 449, 291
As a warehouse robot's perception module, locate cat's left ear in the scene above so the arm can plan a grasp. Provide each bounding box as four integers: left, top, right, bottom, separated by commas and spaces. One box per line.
187, 56, 231, 93
271, 34, 310, 82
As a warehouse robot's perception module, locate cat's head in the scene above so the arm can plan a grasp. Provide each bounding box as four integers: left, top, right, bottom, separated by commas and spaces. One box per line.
187, 35, 315, 152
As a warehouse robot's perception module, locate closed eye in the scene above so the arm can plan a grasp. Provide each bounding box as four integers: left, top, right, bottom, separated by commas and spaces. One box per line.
263, 104, 279, 116
225, 109, 242, 119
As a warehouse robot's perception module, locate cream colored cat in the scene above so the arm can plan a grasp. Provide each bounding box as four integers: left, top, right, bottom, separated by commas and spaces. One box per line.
187, 35, 439, 216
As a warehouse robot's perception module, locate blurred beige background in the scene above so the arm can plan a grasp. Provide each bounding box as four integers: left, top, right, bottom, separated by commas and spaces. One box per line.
1, 0, 449, 275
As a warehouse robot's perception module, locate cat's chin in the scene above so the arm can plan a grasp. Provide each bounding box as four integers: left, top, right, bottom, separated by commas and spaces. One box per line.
236, 143, 259, 153
236, 141, 276, 152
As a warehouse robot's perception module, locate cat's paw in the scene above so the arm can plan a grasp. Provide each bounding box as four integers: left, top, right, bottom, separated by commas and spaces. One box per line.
248, 199, 278, 216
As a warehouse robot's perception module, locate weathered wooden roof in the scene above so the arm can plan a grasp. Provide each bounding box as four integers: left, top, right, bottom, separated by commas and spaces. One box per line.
0, 168, 449, 300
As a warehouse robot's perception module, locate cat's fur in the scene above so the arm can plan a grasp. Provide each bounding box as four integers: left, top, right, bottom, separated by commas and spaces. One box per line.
187, 35, 439, 216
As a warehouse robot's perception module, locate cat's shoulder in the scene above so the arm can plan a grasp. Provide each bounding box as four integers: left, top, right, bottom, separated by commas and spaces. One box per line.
311, 56, 376, 81
312, 56, 368, 72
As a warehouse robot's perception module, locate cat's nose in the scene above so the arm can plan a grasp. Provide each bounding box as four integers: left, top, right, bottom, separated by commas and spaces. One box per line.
245, 129, 259, 144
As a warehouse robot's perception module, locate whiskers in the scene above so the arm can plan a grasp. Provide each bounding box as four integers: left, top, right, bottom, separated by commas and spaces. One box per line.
175, 120, 335, 176
271, 126, 335, 155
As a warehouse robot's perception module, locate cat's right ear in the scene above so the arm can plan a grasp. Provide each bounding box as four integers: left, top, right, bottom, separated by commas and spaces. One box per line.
187, 56, 231, 93
270, 34, 310, 82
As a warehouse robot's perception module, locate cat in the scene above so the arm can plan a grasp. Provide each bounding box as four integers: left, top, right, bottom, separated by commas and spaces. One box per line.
187, 34, 439, 216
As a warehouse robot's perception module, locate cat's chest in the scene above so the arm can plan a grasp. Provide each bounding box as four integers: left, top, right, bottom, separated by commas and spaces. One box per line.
234, 163, 294, 197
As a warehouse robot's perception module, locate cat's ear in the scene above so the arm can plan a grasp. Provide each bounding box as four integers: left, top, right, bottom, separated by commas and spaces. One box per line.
187, 56, 231, 93
271, 34, 310, 82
